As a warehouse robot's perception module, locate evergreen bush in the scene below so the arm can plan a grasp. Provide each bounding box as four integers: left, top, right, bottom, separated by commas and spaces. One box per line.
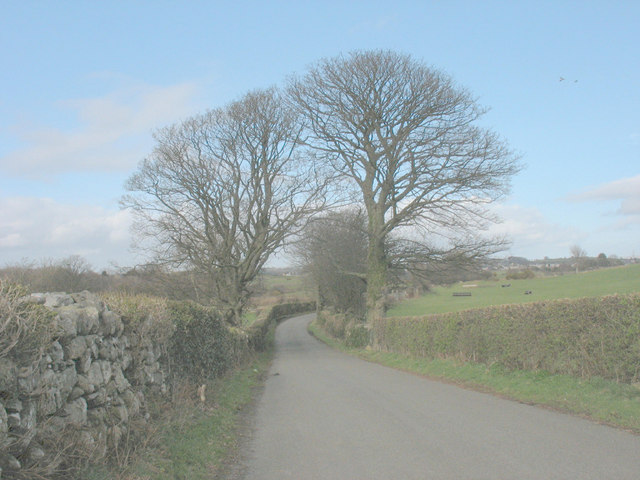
168, 301, 235, 381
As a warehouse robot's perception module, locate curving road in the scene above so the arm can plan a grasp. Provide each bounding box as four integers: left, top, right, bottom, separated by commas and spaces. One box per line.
232, 314, 640, 479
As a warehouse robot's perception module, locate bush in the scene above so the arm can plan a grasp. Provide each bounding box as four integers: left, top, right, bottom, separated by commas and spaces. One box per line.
373, 293, 640, 383
345, 322, 371, 348
318, 311, 348, 339
0, 280, 57, 364
505, 269, 535, 280
168, 301, 236, 381
315, 310, 371, 348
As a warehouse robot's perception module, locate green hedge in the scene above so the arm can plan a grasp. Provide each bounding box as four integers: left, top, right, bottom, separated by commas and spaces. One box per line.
104, 294, 314, 383
373, 294, 640, 383
168, 301, 239, 381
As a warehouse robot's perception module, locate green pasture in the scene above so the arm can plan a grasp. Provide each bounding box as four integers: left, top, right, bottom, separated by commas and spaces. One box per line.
257, 272, 308, 292
388, 264, 640, 317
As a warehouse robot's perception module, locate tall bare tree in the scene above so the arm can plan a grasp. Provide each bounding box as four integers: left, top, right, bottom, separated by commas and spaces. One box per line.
122, 89, 328, 325
289, 50, 520, 324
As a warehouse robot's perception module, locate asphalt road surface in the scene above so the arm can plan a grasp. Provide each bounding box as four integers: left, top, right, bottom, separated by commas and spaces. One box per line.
232, 313, 640, 479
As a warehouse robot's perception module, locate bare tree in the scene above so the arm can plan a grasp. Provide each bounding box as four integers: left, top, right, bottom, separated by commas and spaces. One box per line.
0, 256, 94, 293
296, 208, 368, 317
386, 235, 504, 286
297, 209, 499, 318
289, 50, 521, 324
122, 89, 328, 325
570, 245, 587, 273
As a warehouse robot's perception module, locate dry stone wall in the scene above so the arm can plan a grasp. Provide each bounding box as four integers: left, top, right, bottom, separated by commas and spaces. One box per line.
0, 290, 313, 479
0, 291, 167, 479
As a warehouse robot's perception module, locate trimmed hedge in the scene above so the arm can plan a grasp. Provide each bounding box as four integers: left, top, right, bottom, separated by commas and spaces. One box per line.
373, 294, 640, 383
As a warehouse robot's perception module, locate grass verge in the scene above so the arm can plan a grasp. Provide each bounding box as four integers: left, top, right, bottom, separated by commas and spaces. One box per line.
82, 348, 273, 480
309, 321, 640, 434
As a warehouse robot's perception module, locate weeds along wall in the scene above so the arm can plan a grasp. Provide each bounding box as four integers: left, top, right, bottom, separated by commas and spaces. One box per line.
316, 310, 371, 348
0, 286, 306, 479
373, 293, 640, 383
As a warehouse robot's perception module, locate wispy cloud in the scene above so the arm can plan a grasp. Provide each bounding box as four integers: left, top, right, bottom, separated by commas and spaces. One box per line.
1, 80, 200, 177
568, 174, 640, 220
487, 203, 583, 258
0, 197, 136, 268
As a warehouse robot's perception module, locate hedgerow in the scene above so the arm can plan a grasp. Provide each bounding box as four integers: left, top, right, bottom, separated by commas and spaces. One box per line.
101, 294, 314, 385
373, 293, 640, 383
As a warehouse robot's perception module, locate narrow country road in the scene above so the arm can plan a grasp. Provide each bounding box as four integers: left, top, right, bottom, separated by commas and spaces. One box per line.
232, 314, 640, 479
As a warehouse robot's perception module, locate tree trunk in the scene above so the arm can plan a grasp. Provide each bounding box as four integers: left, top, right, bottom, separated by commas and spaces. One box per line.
231, 305, 243, 326
218, 272, 245, 326
365, 229, 387, 326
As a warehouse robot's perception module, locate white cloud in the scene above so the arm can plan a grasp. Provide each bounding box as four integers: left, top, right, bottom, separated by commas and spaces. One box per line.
568, 174, 640, 222
487, 203, 583, 258
1, 80, 201, 177
0, 233, 22, 248
0, 197, 137, 269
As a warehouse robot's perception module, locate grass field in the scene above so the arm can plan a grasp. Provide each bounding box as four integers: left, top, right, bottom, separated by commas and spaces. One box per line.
257, 272, 311, 294
249, 273, 314, 313
388, 264, 640, 317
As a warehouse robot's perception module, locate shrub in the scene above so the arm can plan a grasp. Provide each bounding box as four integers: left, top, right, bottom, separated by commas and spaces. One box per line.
318, 311, 348, 339
315, 310, 371, 348
168, 301, 235, 381
0, 280, 57, 364
505, 269, 535, 280
345, 322, 371, 348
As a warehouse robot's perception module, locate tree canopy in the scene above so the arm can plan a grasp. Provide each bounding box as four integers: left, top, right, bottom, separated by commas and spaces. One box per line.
123, 88, 328, 324
289, 50, 521, 323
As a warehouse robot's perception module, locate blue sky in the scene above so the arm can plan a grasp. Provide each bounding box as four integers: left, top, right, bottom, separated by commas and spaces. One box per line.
1, 0, 639, 270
